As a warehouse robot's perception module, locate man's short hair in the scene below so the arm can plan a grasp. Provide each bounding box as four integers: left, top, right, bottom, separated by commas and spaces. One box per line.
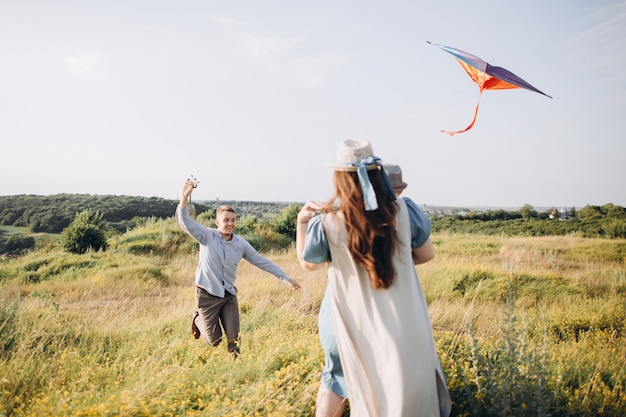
217, 205, 236, 216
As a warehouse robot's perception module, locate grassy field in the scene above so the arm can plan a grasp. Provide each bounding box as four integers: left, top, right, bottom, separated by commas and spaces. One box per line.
1, 219, 625, 416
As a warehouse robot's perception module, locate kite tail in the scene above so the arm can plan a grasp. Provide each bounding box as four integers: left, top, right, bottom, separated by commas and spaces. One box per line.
442, 92, 482, 136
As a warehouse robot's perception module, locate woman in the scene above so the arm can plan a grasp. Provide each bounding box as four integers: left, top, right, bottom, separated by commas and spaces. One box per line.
296, 139, 450, 417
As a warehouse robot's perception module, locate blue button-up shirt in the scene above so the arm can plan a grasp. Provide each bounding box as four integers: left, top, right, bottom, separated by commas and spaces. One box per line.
178, 206, 291, 297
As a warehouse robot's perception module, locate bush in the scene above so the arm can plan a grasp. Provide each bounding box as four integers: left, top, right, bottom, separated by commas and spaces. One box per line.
5, 235, 36, 252
60, 210, 108, 254
602, 219, 626, 239
271, 204, 301, 240
453, 269, 494, 296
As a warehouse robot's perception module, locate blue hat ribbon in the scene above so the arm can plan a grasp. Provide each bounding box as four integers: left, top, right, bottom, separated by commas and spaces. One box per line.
352, 156, 397, 211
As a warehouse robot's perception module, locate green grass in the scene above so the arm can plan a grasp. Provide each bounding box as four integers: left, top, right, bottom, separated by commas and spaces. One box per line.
1, 221, 625, 416
0, 226, 26, 236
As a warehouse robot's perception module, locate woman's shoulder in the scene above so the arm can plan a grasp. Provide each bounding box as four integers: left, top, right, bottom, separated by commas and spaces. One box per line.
320, 211, 346, 244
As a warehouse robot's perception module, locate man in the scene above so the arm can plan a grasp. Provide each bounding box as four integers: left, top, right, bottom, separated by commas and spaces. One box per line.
178, 179, 301, 357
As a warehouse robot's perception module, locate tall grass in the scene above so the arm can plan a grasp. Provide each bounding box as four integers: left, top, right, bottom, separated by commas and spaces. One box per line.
1, 222, 625, 416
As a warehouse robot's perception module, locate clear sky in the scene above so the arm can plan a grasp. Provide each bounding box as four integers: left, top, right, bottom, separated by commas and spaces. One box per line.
1, 0, 625, 208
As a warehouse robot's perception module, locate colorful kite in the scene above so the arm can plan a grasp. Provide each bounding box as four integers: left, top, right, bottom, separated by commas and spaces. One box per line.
428, 41, 552, 135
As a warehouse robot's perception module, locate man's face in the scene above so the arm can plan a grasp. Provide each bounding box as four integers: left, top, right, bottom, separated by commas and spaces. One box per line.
215, 211, 236, 237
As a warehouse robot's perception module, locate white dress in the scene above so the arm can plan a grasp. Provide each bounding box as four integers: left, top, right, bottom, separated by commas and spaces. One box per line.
322, 198, 450, 417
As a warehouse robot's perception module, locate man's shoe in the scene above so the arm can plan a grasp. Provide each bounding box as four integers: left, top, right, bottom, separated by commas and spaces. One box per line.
191, 312, 201, 339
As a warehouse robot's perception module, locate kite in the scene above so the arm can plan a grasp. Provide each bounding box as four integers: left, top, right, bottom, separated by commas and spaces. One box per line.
428, 41, 552, 136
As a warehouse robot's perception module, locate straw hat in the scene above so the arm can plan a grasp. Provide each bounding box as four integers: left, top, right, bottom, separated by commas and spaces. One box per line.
328, 139, 398, 211
328, 139, 379, 172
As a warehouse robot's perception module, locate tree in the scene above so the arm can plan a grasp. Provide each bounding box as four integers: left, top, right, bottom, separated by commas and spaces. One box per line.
577, 205, 603, 220
29, 212, 69, 233
60, 209, 108, 254
568, 206, 577, 219
271, 204, 301, 240
235, 216, 258, 236
196, 209, 215, 226
602, 219, 626, 239
604, 203, 626, 219
519, 204, 537, 220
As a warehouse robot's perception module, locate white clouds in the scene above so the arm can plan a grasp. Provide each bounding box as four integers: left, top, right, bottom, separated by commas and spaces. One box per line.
66, 54, 102, 76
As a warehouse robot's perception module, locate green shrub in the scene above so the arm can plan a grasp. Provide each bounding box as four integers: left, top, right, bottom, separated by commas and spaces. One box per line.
449, 291, 553, 416
5, 235, 36, 252
271, 204, 301, 240
60, 210, 108, 254
453, 270, 495, 296
549, 301, 625, 342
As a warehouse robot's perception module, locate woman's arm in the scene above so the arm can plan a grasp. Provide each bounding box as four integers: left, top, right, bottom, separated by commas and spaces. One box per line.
412, 238, 435, 265
296, 200, 326, 271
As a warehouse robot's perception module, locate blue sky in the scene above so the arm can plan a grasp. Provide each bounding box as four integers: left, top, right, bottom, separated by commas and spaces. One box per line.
1, 0, 625, 208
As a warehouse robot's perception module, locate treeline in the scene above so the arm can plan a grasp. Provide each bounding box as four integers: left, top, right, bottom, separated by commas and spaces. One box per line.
0, 194, 211, 234
0, 194, 300, 254
1, 195, 625, 254
0, 195, 296, 235
431, 203, 626, 238
197, 200, 294, 221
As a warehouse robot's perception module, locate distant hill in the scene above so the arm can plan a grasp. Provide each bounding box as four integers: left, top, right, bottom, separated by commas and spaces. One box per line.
0, 194, 298, 235
2, 194, 624, 240
0, 194, 203, 234
195, 200, 298, 220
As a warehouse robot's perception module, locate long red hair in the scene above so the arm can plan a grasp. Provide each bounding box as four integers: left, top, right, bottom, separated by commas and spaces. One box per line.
325, 168, 398, 289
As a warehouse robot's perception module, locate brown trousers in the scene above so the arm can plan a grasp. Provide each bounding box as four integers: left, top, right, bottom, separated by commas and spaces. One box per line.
195, 287, 240, 355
